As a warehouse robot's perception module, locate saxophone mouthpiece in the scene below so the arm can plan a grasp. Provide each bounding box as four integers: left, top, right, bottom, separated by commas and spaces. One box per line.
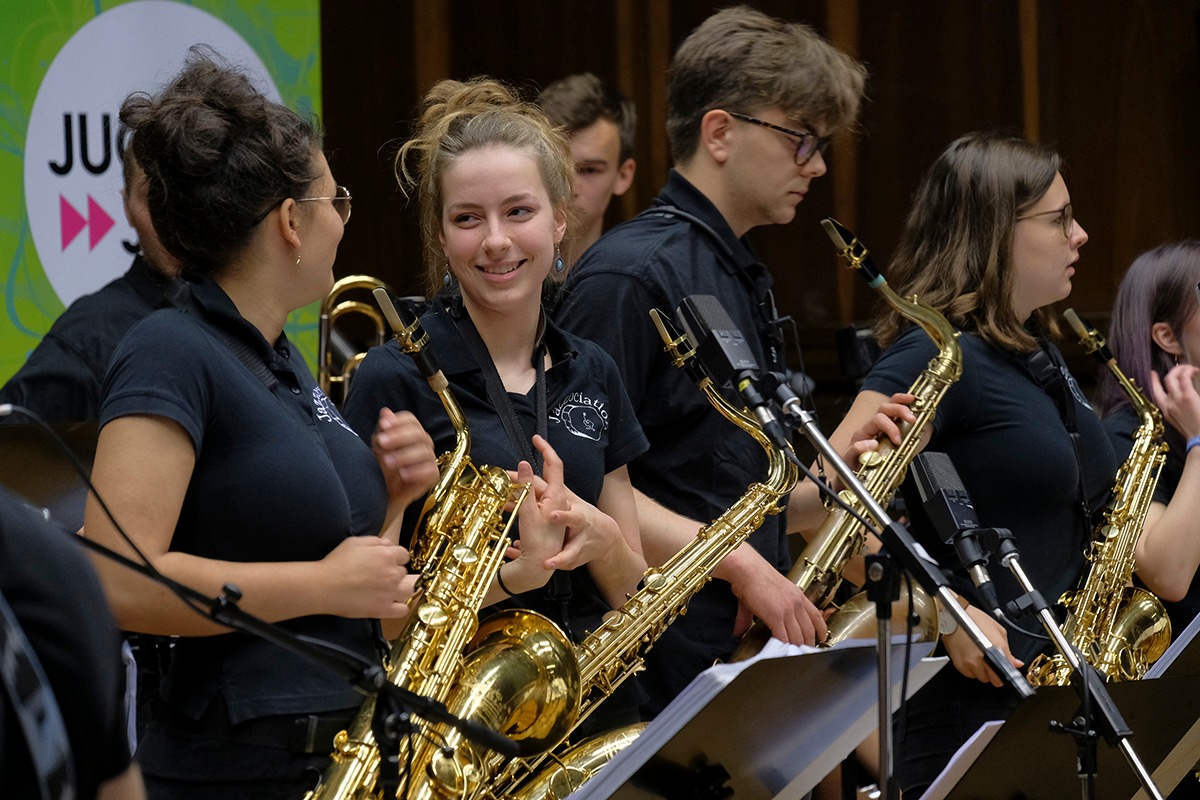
821, 218, 883, 286
1062, 308, 1114, 363
373, 287, 445, 389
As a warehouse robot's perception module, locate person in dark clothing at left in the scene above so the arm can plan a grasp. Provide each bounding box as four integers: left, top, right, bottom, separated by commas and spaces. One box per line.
0, 485, 145, 799
0, 154, 182, 424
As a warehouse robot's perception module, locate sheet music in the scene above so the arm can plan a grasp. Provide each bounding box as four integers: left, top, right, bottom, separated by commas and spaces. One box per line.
920, 720, 1004, 800
567, 636, 944, 800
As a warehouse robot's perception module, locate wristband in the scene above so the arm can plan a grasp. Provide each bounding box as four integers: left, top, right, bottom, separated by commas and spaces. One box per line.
1188, 435, 1200, 454
496, 565, 516, 597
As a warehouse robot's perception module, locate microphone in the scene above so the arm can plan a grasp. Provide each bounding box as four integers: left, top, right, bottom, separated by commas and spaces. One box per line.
909, 452, 1003, 617
674, 294, 790, 448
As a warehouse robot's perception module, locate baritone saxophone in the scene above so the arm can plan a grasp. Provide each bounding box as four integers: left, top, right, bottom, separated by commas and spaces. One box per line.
731, 218, 959, 660
1025, 309, 1171, 685
489, 304, 801, 800
304, 291, 554, 800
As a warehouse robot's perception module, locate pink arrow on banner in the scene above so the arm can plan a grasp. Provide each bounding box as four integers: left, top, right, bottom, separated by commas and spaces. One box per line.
59, 195, 117, 250
60, 195, 87, 250
87, 195, 115, 250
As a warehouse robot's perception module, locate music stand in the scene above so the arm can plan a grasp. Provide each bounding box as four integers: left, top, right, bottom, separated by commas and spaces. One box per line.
924, 614, 1200, 800
566, 637, 945, 800
0, 421, 97, 530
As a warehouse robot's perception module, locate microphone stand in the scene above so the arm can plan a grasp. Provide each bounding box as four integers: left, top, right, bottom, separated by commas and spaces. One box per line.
67, 532, 519, 784
777, 400, 1035, 800
984, 532, 1164, 800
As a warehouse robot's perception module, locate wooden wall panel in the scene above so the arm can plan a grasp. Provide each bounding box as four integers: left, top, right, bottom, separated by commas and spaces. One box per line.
320, 0, 1200, 405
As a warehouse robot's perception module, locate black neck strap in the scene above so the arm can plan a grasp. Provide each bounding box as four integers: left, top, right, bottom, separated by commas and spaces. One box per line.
1023, 339, 1096, 542
452, 305, 548, 476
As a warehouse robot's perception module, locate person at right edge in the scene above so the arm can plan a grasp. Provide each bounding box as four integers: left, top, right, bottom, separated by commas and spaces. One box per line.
1100, 243, 1200, 800
791, 131, 1114, 796
553, 5, 868, 716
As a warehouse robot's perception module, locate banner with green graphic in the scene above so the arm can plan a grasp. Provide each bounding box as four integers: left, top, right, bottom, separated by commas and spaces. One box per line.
0, 0, 322, 385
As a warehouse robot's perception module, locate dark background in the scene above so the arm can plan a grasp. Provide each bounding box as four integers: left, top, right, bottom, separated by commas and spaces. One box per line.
320, 0, 1200, 418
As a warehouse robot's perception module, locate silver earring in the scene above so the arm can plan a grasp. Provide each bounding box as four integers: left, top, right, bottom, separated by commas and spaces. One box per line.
295, 250, 301, 269
442, 259, 453, 288
553, 246, 564, 274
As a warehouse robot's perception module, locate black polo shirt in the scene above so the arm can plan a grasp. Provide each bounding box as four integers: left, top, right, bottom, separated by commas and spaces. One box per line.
343, 297, 648, 640
101, 274, 387, 732
0, 256, 173, 424
554, 170, 790, 713
343, 298, 650, 734
866, 327, 1117, 663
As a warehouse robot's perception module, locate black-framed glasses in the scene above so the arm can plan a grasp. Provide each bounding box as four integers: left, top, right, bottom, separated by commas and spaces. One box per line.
726, 111, 831, 166
1016, 202, 1073, 238
297, 185, 352, 225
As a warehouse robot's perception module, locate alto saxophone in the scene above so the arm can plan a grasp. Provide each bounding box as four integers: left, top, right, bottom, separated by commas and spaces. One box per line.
1026, 309, 1171, 686
305, 294, 549, 800
732, 218, 959, 660
477, 307, 802, 800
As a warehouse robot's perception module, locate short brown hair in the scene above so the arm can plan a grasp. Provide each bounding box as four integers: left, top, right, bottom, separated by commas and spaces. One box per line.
667, 6, 867, 164
537, 73, 636, 163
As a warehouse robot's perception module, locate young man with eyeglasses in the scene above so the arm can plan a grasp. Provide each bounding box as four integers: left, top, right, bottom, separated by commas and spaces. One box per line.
554, 5, 868, 715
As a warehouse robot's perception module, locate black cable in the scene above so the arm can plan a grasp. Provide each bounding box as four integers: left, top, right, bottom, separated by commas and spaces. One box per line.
783, 446, 884, 540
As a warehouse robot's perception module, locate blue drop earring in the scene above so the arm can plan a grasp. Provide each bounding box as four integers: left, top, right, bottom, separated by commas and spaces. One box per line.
553, 245, 565, 274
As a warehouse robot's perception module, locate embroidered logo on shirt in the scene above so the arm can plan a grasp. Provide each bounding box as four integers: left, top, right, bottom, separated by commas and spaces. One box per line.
550, 392, 608, 441
312, 387, 356, 434
1060, 365, 1095, 411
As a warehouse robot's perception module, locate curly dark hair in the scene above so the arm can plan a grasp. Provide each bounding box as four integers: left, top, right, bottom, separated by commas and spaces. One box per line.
119, 48, 322, 275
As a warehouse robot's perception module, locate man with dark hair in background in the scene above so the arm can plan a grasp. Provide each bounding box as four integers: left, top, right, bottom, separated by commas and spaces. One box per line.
537, 72, 637, 263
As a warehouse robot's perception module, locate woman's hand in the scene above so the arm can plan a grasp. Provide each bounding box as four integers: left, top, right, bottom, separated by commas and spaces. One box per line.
320, 535, 418, 621
502, 435, 570, 592
832, 392, 917, 490
941, 602, 1024, 687
1151, 364, 1200, 439
372, 408, 439, 508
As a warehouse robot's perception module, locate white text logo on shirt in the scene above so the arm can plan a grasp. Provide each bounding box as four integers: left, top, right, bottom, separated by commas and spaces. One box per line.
550, 392, 608, 441
312, 387, 356, 434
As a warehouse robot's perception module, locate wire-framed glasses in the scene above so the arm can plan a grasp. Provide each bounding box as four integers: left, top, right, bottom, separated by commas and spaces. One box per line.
725, 111, 831, 166
1016, 202, 1073, 238
297, 185, 352, 225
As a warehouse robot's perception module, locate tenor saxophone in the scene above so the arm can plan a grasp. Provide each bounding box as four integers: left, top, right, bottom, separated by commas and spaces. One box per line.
304, 294, 564, 800
1025, 309, 1171, 686
486, 307, 801, 800
731, 218, 959, 660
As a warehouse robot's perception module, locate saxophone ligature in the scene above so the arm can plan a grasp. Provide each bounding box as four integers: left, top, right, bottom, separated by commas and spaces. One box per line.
1025, 309, 1171, 686
304, 290, 578, 800
731, 218, 958, 659
485, 304, 801, 800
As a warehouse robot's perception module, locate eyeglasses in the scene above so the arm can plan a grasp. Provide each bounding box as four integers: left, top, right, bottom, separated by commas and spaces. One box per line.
252, 185, 353, 226
1016, 202, 1073, 238
726, 111, 831, 166
297, 185, 352, 225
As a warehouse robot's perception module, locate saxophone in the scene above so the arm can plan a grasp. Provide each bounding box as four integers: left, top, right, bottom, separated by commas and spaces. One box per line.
731, 218, 959, 660
1025, 309, 1171, 685
304, 293, 571, 800
467, 306, 802, 800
